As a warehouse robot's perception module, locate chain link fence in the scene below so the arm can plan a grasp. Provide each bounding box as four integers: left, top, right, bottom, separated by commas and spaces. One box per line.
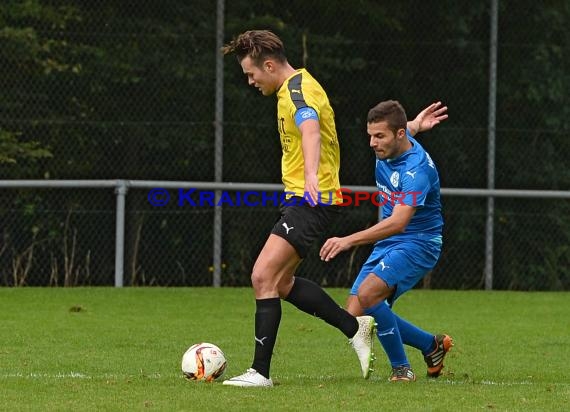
1, 1, 569, 289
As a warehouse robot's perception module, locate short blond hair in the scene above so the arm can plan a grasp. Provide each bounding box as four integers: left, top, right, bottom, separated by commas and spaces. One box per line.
222, 30, 287, 66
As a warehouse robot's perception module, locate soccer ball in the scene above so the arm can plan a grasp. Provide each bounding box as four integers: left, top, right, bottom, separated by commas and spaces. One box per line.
181, 342, 227, 382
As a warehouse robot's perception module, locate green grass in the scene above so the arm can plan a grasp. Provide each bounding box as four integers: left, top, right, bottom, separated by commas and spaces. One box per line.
0, 288, 568, 411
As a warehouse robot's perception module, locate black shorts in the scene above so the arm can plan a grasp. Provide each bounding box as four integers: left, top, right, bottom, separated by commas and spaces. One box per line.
270, 196, 343, 258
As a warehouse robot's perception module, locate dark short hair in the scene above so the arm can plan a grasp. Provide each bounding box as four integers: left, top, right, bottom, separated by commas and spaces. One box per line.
367, 100, 407, 133
221, 30, 287, 66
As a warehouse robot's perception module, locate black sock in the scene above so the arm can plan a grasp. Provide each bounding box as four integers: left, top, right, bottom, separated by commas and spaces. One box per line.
285, 277, 358, 338
251, 298, 281, 378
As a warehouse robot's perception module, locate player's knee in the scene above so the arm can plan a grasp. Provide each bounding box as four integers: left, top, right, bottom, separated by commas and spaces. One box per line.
250, 267, 279, 294
356, 291, 374, 309
356, 284, 381, 309
250, 269, 266, 291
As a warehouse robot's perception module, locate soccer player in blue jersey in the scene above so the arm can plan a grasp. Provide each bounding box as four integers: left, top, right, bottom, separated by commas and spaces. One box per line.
320, 100, 453, 381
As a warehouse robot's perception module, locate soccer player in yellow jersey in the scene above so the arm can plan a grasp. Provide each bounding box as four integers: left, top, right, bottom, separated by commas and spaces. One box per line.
276, 68, 342, 205
221, 30, 447, 387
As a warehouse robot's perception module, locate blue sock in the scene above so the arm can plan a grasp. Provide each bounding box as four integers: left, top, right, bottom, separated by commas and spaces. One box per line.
365, 301, 409, 367
393, 313, 435, 354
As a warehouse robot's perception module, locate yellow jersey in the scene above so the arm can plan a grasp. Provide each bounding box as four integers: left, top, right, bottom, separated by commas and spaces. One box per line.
276, 69, 341, 204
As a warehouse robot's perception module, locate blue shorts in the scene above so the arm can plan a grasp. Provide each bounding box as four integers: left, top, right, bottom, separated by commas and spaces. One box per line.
350, 234, 442, 305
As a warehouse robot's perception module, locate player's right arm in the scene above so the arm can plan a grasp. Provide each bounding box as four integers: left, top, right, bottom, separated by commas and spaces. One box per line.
299, 118, 321, 206
319, 205, 416, 262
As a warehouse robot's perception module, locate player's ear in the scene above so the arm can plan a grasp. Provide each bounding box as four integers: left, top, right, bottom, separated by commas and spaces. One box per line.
263, 60, 274, 73
397, 128, 406, 139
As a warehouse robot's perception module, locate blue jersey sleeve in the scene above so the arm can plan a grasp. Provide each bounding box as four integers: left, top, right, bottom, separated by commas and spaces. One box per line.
294, 107, 319, 127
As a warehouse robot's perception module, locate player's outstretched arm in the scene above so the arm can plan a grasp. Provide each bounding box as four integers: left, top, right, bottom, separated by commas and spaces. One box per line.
407, 101, 448, 137
320, 205, 415, 262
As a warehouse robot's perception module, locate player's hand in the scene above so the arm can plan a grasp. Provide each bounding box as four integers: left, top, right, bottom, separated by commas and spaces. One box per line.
320, 236, 351, 262
304, 174, 319, 207
414, 101, 448, 133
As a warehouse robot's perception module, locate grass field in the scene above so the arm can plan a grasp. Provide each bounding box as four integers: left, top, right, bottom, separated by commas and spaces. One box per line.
1, 288, 568, 411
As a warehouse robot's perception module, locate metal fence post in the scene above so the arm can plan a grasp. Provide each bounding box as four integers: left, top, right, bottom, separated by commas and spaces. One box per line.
485, 0, 499, 290
212, 0, 225, 287
115, 180, 128, 287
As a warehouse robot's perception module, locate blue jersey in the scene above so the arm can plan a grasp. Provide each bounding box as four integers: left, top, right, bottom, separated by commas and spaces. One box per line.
374, 133, 443, 240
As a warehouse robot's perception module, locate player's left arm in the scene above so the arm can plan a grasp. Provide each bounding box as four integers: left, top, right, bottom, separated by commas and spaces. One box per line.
319, 205, 415, 262
298, 117, 321, 207
407, 101, 448, 137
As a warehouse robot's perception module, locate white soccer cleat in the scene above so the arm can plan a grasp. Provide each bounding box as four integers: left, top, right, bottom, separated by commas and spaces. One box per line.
349, 316, 377, 379
222, 368, 274, 387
